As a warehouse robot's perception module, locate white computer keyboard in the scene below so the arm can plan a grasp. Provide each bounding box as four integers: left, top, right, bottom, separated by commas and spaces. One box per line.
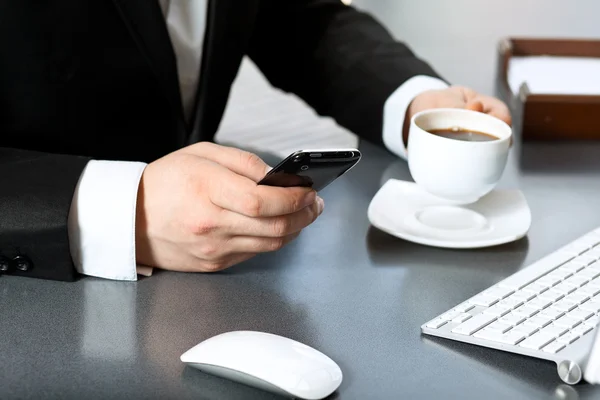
422, 227, 600, 384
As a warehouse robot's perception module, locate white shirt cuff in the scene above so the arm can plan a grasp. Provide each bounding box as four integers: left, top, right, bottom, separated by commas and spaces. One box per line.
68, 160, 148, 281
382, 75, 449, 159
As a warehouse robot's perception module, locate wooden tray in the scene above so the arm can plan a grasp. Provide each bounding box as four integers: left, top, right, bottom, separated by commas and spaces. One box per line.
495, 38, 600, 141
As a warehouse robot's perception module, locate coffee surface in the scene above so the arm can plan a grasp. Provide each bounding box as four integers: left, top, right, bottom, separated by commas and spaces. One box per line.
429, 127, 498, 142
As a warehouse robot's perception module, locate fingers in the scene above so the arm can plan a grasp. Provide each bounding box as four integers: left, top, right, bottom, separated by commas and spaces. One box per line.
208, 168, 317, 217
466, 100, 484, 112
194, 252, 257, 273
478, 96, 512, 126
182, 142, 270, 182
179, 142, 316, 217
221, 197, 324, 237
449, 86, 512, 126
188, 231, 303, 272
227, 232, 302, 254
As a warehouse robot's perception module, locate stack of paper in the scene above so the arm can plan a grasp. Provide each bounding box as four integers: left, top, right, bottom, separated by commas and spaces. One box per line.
508, 56, 600, 96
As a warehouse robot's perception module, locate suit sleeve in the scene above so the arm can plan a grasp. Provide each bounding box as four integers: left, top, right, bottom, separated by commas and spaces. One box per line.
247, 0, 445, 145
0, 148, 90, 281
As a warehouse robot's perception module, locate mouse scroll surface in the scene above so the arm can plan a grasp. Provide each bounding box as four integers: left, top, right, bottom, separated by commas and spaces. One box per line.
180, 331, 343, 400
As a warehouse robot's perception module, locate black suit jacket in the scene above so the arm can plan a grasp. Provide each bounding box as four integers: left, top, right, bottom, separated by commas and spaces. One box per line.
0, 0, 441, 281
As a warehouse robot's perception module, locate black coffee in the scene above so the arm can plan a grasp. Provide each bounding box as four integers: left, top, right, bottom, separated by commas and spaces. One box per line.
429, 127, 498, 142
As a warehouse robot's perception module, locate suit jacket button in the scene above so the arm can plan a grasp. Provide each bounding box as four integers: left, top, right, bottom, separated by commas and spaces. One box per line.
0, 256, 10, 272
13, 255, 32, 272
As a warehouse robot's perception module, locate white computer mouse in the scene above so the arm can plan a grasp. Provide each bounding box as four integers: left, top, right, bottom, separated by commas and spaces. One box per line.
180, 330, 343, 399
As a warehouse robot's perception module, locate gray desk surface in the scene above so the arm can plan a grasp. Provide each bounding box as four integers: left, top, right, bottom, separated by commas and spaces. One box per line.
2, 139, 600, 400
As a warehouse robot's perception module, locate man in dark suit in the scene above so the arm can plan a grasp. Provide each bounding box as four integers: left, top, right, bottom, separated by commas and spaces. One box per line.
0, 0, 510, 282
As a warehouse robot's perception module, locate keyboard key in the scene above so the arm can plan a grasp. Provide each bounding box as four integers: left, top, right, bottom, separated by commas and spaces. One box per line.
543, 341, 566, 354
426, 318, 448, 329
513, 306, 540, 318
473, 329, 504, 342
580, 301, 600, 313
551, 264, 573, 279
553, 299, 579, 312
553, 282, 577, 295
454, 303, 476, 313
520, 332, 556, 350
512, 291, 536, 302
440, 310, 463, 321
574, 255, 598, 267
552, 268, 574, 280
589, 278, 600, 288
497, 296, 524, 309
562, 261, 587, 273
540, 324, 569, 338
526, 297, 552, 310
469, 295, 499, 307
498, 313, 526, 326
557, 331, 581, 345
483, 304, 511, 317
578, 269, 600, 281
554, 316, 581, 329
584, 315, 600, 326
481, 286, 515, 300
511, 323, 539, 337
539, 290, 565, 303
564, 276, 590, 288
571, 324, 594, 337
486, 321, 513, 333
522, 283, 549, 295
523, 315, 552, 329
563, 292, 590, 305
587, 249, 600, 260
452, 313, 497, 335
497, 330, 526, 345
539, 307, 565, 320
578, 285, 600, 297
538, 274, 563, 287
452, 313, 473, 323
567, 308, 594, 321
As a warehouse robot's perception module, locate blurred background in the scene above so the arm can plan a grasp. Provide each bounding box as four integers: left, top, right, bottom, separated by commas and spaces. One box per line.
216, 0, 600, 157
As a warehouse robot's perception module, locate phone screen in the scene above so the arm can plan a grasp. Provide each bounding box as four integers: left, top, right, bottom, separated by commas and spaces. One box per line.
258, 150, 361, 192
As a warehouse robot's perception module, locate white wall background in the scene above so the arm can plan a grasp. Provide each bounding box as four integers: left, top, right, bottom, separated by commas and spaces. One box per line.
352, 0, 600, 95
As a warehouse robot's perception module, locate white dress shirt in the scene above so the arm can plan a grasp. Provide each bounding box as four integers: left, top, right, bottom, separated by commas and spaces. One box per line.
67, 0, 449, 281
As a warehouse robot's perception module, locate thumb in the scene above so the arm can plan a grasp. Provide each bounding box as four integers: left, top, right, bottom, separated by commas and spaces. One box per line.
466, 100, 484, 112
182, 142, 270, 182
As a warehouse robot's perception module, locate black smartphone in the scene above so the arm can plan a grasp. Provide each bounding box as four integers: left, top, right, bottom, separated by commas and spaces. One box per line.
258, 148, 361, 191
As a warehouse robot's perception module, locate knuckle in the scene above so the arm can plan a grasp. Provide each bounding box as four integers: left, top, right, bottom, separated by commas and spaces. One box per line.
267, 237, 286, 252
195, 141, 211, 150
271, 217, 292, 237
242, 152, 263, 170
198, 242, 221, 260
190, 219, 217, 236
201, 260, 227, 272
186, 141, 209, 155
242, 193, 263, 217
290, 196, 303, 212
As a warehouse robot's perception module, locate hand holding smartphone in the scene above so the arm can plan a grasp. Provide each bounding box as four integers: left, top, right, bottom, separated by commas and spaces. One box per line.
258, 148, 361, 191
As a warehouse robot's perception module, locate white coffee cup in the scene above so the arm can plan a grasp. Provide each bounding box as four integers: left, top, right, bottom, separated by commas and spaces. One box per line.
407, 108, 512, 204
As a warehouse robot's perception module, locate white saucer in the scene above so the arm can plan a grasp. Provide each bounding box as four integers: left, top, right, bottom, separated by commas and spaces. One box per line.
367, 179, 531, 249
